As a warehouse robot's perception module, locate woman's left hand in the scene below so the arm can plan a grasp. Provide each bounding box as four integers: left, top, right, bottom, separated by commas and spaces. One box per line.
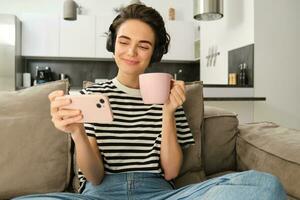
163, 80, 186, 114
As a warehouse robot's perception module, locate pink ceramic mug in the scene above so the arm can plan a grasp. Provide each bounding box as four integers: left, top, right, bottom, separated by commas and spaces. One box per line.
139, 73, 173, 104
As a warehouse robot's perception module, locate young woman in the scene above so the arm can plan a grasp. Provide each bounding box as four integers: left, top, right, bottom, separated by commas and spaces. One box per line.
15, 3, 287, 200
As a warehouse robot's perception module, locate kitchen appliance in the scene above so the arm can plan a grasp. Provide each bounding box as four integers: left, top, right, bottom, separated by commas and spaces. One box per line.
0, 14, 22, 91
36, 66, 53, 84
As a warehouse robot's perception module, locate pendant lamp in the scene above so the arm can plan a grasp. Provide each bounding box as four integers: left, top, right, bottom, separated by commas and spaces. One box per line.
63, 0, 79, 21
194, 0, 223, 21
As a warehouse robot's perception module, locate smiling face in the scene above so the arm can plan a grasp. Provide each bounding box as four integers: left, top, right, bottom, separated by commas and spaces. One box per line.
114, 19, 155, 79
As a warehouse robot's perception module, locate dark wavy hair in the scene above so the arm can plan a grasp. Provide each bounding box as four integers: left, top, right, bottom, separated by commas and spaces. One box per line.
106, 4, 170, 63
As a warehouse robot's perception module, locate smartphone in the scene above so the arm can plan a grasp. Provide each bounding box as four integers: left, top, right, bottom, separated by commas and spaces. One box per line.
57, 94, 113, 124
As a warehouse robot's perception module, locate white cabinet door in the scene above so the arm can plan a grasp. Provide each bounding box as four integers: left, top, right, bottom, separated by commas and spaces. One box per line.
163, 21, 195, 61
60, 16, 96, 58
20, 14, 60, 57
95, 15, 115, 59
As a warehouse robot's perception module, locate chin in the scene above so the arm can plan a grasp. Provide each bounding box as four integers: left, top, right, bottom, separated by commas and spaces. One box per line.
125, 69, 144, 76
122, 64, 146, 74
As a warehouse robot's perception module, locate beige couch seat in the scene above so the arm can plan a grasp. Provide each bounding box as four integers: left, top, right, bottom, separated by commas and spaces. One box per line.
237, 122, 300, 199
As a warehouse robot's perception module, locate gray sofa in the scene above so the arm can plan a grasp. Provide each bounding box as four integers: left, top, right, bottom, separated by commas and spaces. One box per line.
0, 80, 299, 200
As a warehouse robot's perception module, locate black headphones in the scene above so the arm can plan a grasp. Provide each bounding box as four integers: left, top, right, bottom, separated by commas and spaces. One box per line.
106, 16, 168, 64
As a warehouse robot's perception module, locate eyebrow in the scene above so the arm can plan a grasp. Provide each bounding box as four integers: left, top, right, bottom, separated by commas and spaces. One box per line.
118, 35, 153, 46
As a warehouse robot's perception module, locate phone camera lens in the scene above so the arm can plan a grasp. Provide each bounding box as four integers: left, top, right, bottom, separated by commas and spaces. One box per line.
96, 103, 102, 108
99, 98, 105, 104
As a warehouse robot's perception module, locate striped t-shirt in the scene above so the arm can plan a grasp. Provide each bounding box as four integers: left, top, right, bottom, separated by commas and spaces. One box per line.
78, 78, 195, 187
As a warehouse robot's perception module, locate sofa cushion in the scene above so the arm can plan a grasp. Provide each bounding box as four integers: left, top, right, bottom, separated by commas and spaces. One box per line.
237, 122, 300, 199
203, 106, 238, 175
178, 81, 204, 176
173, 81, 206, 188
0, 80, 71, 199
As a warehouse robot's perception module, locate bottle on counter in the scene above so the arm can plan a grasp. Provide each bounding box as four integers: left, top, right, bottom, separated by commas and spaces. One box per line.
243, 63, 248, 86
238, 62, 248, 86
238, 64, 245, 86
33, 66, 39, 86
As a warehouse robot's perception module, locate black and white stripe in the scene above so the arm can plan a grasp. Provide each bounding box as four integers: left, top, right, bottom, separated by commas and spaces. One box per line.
78, 79, 194, 188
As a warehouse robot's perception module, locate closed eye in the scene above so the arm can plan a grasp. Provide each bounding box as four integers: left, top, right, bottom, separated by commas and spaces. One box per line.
138, 45, 150, 50
119, 41, 129, 45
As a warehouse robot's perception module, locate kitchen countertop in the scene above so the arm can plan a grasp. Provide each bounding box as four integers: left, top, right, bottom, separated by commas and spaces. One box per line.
204, 84, 253, 88
204, 97, 266, 101
202, 86, 266, 101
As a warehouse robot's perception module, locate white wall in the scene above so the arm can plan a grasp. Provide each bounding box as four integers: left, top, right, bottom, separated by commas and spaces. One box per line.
199, 0, 254, 84
253, 0, 300, 129
0, 0, 194, 22
198, 0, 255, 125
205, 101, 254, 124
203, 87, 255, 123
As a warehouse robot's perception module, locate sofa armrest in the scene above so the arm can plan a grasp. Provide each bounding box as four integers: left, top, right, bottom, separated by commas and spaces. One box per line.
237, 122, 300, 199
203, 106, 239, 175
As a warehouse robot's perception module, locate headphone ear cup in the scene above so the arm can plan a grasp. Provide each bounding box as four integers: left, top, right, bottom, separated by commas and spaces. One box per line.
151, 33, 170, 63
106, 31, 115, 53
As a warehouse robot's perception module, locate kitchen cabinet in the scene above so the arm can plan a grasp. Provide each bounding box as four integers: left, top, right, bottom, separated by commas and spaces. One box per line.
20, 14, 60, 57
20, 14, 196, 62
163, 21, 195, 61
95, 15, 115, 59
60, 16, 96, 58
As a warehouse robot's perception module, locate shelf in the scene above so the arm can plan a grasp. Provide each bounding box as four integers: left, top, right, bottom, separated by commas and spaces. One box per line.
23, 56, 114, 62
23, 56, 200, 64
204, 84, 253, 88
204, 97, 266, 101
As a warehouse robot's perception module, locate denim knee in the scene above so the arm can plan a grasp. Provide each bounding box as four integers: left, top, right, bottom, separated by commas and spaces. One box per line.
249, 170, 286, 199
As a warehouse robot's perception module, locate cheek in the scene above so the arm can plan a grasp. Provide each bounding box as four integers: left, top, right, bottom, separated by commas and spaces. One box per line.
140, 50, 153, 61
114, 45, 125, 56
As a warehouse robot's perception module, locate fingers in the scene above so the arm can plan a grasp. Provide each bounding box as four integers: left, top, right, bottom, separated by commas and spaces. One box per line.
53, 114, 83, 128
173, 86, 185, 102
50, 97, 71, 116
49, 90, 67, 116
51, 98, 71, 110
170, 91, 184, 106
170, 80, 186, 105
51, 109, 82, 126
174, 80, 185, 89
171, 80, 185, 92
48, 90, 83, 133
57, 109, 81, 119
48, 90, 64, 102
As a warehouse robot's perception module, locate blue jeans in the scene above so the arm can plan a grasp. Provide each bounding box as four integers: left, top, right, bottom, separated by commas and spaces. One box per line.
14, 170, 287, 200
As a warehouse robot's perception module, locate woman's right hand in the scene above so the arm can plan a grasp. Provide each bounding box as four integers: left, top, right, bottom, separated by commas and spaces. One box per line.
48, 90, 84, 135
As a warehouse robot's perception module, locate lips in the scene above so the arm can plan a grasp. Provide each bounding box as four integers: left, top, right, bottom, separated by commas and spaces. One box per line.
122, 58, 139, 65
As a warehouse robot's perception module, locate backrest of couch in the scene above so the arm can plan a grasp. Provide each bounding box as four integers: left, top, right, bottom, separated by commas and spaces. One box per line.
174, 81, 206, 187
0, 80, 72, 199
202, 106, 239, 175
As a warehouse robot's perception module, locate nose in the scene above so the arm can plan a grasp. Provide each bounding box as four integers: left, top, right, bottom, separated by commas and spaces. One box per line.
127, 45, 138, 57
